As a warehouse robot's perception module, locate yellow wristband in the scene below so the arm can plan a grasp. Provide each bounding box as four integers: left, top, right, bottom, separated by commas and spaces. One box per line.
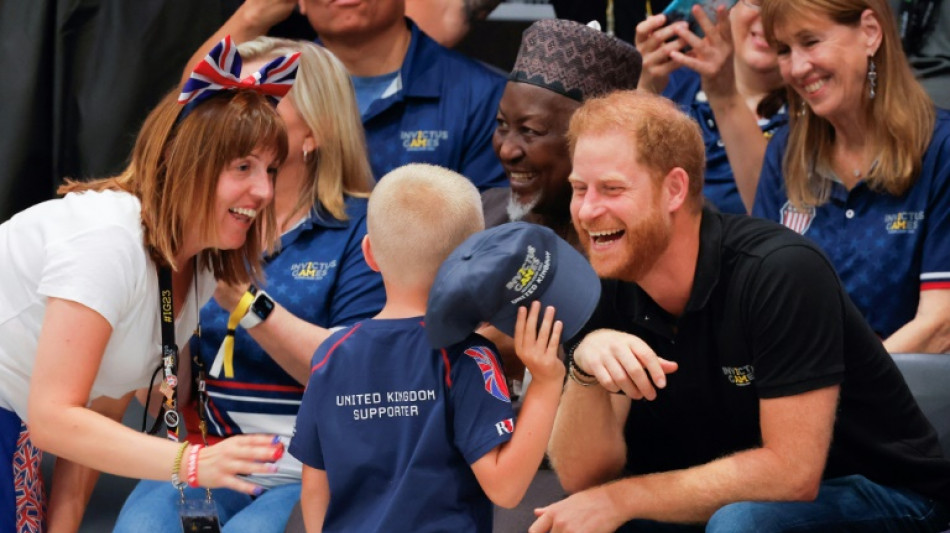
171, 441, 189, 488
222, 290, 255, 378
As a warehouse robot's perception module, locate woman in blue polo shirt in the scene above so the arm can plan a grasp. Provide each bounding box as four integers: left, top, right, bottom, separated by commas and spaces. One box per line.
115, 37, 385, 533
754, 0, 950, 353
635, 0, 786, 214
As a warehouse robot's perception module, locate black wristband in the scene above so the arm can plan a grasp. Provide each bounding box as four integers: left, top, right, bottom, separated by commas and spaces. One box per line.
567, 345, 595, 378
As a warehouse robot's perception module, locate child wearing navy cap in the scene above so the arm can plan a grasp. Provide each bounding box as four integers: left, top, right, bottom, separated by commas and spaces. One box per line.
288, 163, 598, 532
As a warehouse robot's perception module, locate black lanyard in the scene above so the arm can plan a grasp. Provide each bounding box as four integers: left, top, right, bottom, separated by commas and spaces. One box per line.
145, 266, 182, 441
153, 264, 218, 510
145, 263, 216, 448
192, 323, 213, 446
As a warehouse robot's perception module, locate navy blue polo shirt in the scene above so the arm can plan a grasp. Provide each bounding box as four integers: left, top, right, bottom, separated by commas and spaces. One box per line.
357, 20, 507, 191
664, 68, 787, 214
753, 110, 950, 338
191, 196, 385, 436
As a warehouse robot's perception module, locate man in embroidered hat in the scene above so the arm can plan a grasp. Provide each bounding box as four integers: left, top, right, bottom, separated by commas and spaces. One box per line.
487, 18, 642, 247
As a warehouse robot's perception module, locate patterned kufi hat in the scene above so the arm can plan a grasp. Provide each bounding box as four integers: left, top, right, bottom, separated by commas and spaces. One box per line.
509, 19, 642, 102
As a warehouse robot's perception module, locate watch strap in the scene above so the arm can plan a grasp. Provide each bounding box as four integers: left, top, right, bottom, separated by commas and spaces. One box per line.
240, 289, 275, 330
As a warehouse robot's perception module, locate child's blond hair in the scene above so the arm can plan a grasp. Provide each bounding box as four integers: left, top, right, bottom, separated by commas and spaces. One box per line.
367, 163, 484, 288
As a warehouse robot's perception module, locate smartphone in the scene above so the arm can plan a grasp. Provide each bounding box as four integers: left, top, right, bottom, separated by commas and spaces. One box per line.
661, 0, 739, 37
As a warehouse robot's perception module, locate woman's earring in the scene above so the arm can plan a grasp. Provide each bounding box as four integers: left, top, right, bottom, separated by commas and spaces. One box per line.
303, 148, 310, 161
867, 57, 877, 100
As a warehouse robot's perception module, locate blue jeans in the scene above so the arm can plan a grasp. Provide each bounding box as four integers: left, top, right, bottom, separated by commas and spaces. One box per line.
113, 479, 301, 533
619, 475, 950, 533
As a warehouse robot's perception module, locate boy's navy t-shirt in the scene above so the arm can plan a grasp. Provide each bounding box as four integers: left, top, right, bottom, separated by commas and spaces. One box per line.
289, 317, 515, 533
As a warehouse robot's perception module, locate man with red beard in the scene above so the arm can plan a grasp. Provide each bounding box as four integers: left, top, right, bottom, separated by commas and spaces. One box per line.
530, 90, 950, 533
486, 19, 641, 248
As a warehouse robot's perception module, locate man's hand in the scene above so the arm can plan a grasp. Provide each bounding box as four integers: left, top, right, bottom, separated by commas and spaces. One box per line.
573, 329, 678, 400
513, 302, 565, 384
528, 485, 627, 533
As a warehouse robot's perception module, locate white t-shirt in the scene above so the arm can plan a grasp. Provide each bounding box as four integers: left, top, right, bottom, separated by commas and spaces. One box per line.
0, 190, 215, 419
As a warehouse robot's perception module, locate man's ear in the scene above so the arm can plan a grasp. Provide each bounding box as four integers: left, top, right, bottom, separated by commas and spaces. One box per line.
362, 235, 381, 272
664, 167, 690, 213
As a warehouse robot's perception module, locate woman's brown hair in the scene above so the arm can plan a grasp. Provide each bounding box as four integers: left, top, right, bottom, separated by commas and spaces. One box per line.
59, 89, 288, 284
761, 0, 935, 208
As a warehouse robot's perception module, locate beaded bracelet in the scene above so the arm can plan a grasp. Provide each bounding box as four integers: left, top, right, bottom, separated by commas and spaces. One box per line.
568, 361, 599, 386
170, 441, 190, 489
186, 444, 205, 488
567, 346, 597, 381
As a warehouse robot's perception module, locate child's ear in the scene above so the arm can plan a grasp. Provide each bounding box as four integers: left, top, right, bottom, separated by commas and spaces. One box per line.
361, 235, 381, 272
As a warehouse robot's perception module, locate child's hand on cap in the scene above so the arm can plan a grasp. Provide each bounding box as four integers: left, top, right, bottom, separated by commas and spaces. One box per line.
513, 301, 565, 384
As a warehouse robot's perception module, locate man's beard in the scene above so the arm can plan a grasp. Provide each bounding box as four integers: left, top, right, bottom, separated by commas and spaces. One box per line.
506, 192, 540, 222
579, 203, 671, 283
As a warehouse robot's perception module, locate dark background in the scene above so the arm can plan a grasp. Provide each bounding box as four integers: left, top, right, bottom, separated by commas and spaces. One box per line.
0, 0, 668, 223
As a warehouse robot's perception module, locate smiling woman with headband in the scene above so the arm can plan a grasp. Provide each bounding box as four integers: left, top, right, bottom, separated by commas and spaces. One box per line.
114, 36, 385, 533
0, 36, 297, 533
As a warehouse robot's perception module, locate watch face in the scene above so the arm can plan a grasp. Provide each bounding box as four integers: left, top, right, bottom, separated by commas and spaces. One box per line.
253, 293, 276, 319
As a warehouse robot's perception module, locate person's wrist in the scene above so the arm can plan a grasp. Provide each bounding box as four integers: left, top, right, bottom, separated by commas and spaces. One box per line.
240, 4, 275, 35
706, 86, 742, 109
171, 441, 189, 489
186, 444, 204, 488
568, 345, 595, 378
240, 289, 275, 329
567, 346, 597, 386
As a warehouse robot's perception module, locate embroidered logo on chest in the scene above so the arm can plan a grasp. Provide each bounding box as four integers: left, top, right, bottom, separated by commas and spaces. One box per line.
884, 211, 924, 234
722, 365, 755, 387
401, 130, 448, 152
291, 260, 337, 281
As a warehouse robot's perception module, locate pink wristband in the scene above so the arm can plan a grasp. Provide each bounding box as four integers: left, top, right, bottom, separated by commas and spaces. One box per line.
186, 444, 204, 488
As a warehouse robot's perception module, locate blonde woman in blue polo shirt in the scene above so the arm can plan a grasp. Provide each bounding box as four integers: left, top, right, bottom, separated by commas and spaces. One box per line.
115, 37, 384, 533
754, 0, 950, 354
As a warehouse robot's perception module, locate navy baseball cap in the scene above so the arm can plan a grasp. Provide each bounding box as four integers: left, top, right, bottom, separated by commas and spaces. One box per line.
425, 222, 601, 349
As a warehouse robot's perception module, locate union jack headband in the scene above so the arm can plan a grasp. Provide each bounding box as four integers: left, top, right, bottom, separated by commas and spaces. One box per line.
177, 35, 301, 120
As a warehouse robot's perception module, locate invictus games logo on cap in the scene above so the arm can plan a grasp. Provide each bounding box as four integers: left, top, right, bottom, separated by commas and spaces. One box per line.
505, 245, 551, 306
